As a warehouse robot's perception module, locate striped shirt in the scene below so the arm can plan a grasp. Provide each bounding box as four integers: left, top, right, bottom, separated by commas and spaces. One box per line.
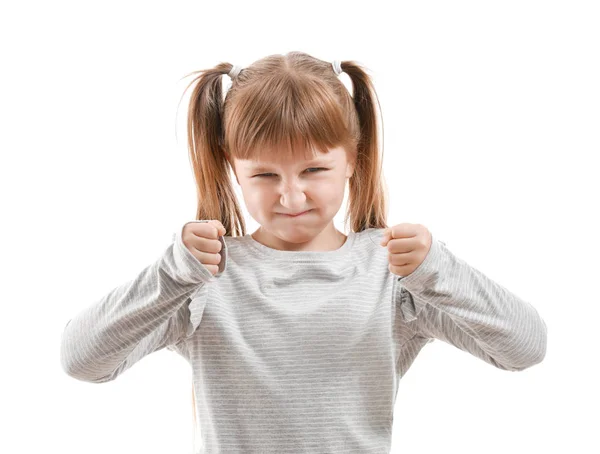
60, 221, 547, 453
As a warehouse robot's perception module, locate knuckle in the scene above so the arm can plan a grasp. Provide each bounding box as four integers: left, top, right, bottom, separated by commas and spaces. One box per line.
194, 238, 221, 254
203, 226, 219, 239
208, 238, 222, 253
199, 252, 219, 265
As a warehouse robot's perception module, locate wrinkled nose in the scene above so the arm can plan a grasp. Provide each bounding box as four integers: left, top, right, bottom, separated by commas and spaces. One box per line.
279, 180, 308, 213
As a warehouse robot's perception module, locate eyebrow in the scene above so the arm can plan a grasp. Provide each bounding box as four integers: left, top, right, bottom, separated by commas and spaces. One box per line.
248, 160, 334, 172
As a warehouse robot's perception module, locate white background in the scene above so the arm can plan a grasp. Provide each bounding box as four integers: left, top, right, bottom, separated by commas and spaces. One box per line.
1, 1, 598, 453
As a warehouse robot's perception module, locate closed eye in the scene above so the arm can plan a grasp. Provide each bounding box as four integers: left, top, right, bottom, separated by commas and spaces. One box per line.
254, 168, 328, 178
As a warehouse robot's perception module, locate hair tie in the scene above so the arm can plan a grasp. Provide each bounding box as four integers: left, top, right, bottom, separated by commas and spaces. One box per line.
228, 64, 243, 79
332, 60, 343, 76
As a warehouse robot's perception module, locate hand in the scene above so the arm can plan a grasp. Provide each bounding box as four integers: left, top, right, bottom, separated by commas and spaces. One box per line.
182, 220, 226, 276
380, 223, 432, 277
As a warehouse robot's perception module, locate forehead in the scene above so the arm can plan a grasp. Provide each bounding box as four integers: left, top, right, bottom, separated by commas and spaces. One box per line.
237, 146, 346, 170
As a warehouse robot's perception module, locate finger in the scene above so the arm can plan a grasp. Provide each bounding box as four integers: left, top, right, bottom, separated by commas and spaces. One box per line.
198, 221, 222, 239
193, 249, 221, 265
389, 223, 419, 240
380, 228, 391, 246
389, 263, 412, 277
193, 236, 222, 253
205, 221, 220, 237
204, 264, 219, 276
389, 251, 412, 266
387, 237, 416, 254
209, 220, 226, 235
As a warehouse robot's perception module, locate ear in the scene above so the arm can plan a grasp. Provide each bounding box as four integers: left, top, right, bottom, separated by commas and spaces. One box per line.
346, 155, 356, 179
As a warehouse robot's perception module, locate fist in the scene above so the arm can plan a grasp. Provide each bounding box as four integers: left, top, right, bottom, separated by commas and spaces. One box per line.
182, 220, 226, 276
380, 223, 432, 277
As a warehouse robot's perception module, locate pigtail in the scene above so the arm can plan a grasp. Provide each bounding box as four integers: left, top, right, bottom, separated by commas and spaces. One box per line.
179, 63, 247, 237
339, 61, 389, 232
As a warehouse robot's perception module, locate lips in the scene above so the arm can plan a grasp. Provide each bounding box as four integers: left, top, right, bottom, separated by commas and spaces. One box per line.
280, 210, 311, 217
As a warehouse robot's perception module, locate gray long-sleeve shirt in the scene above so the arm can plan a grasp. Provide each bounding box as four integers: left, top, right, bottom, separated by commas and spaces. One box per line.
60, 221, 547, 453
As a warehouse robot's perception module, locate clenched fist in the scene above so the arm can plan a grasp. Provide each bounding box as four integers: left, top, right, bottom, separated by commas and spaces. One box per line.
380, 223, 432, 278
182, 220, 226, 276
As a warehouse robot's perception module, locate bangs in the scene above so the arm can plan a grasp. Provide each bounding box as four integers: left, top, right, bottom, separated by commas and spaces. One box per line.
224, 74, 351, 163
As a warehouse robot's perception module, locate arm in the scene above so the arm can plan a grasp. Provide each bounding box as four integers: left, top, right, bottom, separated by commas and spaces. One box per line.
60, 221, 227, 383
394, 236, 547, 371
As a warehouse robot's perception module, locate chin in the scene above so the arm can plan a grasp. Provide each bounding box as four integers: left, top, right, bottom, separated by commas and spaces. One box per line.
260, 222, 315, 242
274, 228, 314, 241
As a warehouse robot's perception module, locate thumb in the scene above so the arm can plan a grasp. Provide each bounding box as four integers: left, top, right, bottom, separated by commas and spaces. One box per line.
209, 220, 226, 236
380, 228, 390, 246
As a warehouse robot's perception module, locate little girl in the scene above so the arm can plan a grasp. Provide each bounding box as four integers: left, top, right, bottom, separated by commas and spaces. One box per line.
60, 51, 547, 453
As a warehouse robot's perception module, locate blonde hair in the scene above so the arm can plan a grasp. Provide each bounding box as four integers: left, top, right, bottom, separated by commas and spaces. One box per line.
180, 52, 390, 423
178, 51, 389, 237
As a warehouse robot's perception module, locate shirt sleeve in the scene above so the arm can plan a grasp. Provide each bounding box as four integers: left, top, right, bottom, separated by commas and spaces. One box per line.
394, 235, 547, 372
60, 220, 227, 383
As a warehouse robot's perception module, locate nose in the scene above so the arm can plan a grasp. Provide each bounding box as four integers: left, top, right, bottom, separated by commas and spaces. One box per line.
279, 178, 308, 212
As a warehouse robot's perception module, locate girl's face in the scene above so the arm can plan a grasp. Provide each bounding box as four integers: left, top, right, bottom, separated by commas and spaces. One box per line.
226, 146, 355, 251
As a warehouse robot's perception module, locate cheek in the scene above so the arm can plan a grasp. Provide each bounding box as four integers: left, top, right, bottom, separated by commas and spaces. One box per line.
238, 185, 260, 212
321, 179, 346, 201
301, 180, 341, 204
245, 187, 273, 213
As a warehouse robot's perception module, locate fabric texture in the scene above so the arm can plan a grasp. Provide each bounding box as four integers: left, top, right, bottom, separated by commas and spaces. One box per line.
60, 221, 547, 453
